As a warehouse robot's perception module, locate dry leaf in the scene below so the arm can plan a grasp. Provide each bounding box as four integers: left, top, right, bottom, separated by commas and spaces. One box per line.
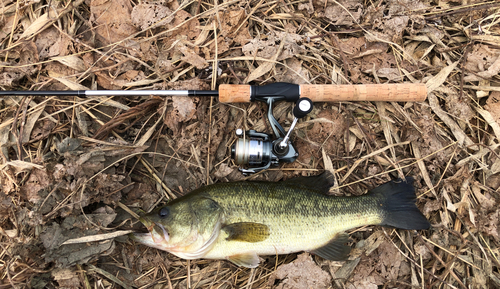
163, 95, 198, 135
53, 55, 86, 72
0, 13, 16, 41
52, 268, 81, 288
268, 253, 331, 289
162, 10, 201, 48
53, 77, 90, 90
19, 168, 51, 204
465, 44, 500, 76
35, 27, 65, 59
381, 16, 409, 44
427, 92, 475, 147
91, 0, 138, 44
177, 43, 208, 69
324, 0, 363, 26
242, 32, 304, 61
479, 210, 499, 241
0, 69, 25, 87
21, 102, 46, 143
464, 54, 500, 82
274, 58, 310, 84
131, 3, 174, 30
219, 9, 247, 38
298, 0, 314, 14
21, 0, 85, 40
485, 91, 500, 125
477, 107, 500, 142
214, 163, 234, 179
426, 61, 458, 93
172, 96, 197, 121
1, 160, 44, 174
41, 214, 117, 267
21, 12, 55, 40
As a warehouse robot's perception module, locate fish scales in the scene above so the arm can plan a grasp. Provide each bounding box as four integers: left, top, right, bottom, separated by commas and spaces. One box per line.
201, 181, 383, 258
131, 172, 430, 268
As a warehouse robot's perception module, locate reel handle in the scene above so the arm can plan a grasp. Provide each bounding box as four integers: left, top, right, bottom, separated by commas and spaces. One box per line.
293, 98, 313, 118
279, 97, 313, 149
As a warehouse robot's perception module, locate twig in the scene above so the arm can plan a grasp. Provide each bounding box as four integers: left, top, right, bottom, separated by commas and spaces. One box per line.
425, 1, 500, 20
329, 34, 351, 82
382, 229, 459, 289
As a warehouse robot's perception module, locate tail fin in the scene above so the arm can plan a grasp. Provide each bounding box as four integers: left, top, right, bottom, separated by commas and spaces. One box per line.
370, 177, 430, 230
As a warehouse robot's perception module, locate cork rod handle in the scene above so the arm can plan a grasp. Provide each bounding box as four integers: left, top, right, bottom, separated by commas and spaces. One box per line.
218, 83, 427, 103
300, 83, 427, 102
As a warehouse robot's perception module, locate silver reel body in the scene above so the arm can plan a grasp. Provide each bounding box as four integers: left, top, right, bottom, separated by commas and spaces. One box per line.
230, 97, 312, 174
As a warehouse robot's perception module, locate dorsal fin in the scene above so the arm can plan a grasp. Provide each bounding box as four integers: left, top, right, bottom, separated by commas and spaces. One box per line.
282, 171, 335, 194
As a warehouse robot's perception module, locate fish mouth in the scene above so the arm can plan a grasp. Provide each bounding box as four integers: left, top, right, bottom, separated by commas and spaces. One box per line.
132, 217, 170, 245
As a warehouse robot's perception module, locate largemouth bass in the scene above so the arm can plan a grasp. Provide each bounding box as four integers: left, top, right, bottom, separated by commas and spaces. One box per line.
131, 172, 430, 268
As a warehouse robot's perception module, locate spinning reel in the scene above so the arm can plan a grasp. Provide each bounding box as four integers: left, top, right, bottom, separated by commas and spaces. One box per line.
231, 91, 313, 174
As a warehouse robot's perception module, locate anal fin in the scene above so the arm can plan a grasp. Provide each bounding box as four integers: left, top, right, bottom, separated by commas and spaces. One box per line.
311, 233, 351, 261
227, 253, 260, 268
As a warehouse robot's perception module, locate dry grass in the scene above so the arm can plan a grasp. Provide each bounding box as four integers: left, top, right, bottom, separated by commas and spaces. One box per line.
1, 0, 500, 288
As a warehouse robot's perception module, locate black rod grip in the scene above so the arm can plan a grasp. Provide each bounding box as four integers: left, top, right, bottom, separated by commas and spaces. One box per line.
250, 82, 300, 102
188, 90, 219, 96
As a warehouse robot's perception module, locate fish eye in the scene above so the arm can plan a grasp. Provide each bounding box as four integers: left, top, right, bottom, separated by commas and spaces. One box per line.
158, 207, 170, 218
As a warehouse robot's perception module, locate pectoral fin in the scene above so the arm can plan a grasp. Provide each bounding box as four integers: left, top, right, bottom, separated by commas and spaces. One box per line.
311, 233, 351, 261
222, 222, 270, 242
227, 253, 260, 268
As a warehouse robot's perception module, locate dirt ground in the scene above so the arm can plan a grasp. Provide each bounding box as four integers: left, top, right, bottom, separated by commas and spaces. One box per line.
1, 0, 500, 288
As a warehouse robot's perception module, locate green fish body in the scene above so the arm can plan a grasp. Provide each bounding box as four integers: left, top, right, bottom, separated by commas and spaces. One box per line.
131, 172, 430, 268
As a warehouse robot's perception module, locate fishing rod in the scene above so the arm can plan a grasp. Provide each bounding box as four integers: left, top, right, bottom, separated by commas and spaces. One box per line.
1, 82, 428, 173
0, 82, 427, 102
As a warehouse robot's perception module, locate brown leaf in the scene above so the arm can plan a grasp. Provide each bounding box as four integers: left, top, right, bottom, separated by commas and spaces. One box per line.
0, 69, 25, 87
0, 13, 16, 41
163, 95, 198, 135
465, 44, 500, 76
381, 16, 409, 44
219, 9, 246, 38
485, 91, 500, 126
41, 220, 116, 267
479, 210, 499, 241
324, 0, 363, 26
91, 0, 138, 44
172, 96, 197, 121
268, 253, 331, 289
242, 32, 304, 61
375, 241, 404, 280
19, 168, 52, 204
298, 0, 314, 14
214, 163, 234, 179
131, 3, 173, 31
0, 165, 16, 195
177, 43, 208, 69
486, 173, 500, 191
216, 9, 251, 46
305, 109, 348, 159
274, 58, 310, 84
157, 77, 210, 90
162, 10, 201, 49
52, 268, 81, 288
35, 27, 68, 59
